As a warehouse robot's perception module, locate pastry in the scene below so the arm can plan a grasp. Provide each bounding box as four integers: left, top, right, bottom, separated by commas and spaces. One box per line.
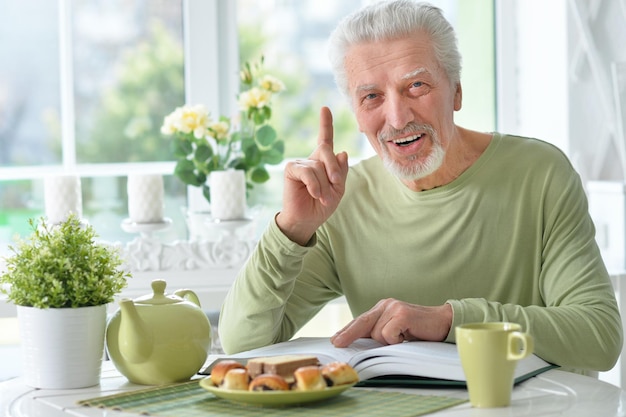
221, 368, 250, 390
210, 360, 246, 386
247, 354, 319, 379
248, 373, 290, 391
321, 361, 359, 386
294, 365, 327, 391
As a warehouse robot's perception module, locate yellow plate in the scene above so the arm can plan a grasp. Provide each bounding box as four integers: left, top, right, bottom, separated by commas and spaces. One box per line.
199, 378, 356, 407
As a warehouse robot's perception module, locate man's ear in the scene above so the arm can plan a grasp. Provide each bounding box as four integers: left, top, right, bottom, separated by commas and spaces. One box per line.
454, 82, 462, 111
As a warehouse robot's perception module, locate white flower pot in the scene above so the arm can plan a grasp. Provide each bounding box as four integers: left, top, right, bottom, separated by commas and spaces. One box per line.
210, 170, 247, 220
17, 304, 107, 389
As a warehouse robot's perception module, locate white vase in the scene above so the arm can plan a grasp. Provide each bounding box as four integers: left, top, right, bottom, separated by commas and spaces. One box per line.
17, 304, 107, 389
210, 170, 247, 220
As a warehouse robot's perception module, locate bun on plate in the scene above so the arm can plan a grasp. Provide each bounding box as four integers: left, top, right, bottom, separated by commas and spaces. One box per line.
221, 368, 250, 390
248, 373, 290, 391
321, 361, 359, 386
210, 360, 246, 386
294, 365, 327, 391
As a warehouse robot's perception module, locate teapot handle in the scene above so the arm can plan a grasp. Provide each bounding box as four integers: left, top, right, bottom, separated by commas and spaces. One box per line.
174, 289, 202, 308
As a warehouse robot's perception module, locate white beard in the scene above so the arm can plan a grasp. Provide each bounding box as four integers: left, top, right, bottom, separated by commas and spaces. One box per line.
380, 124, 446, 181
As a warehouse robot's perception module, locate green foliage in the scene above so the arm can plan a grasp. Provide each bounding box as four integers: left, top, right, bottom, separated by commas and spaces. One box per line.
169, 121, 283, 197
0, 214, 130, 308
238, 55, 362, 159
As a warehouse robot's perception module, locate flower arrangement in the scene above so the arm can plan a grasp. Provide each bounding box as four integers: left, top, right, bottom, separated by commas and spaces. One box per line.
161, 58, 286, 202
0, 214, 130, 308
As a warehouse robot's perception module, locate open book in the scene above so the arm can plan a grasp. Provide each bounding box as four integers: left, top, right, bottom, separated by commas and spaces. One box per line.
214, 337, 557, 387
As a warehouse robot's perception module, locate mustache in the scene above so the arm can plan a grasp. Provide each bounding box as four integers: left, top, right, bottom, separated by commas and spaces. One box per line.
378, 123, 436, 142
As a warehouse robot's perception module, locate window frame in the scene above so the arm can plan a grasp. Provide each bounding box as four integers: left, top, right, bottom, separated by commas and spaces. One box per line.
0, 0, 238, 187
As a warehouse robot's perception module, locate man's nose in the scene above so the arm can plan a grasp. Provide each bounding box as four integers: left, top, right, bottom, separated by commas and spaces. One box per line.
385, 93, 414, 130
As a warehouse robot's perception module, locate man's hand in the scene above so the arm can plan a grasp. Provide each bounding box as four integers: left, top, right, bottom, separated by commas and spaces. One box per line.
276, 107, 349, 245
331, 299, 453, 347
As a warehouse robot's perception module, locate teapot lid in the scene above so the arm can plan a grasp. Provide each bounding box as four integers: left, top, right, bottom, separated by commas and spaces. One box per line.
134, 280, 182, 305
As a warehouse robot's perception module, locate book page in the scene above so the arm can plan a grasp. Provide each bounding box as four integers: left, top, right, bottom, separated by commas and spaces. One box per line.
350, 341, 553, 382
349, 341, 460, 367
356, 359, 465, 381
228, 337, 376, 364
228, 337, 554, 383
350, 340, 551, 380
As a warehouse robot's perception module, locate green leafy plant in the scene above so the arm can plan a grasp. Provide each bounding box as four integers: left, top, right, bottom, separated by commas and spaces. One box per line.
160, 57, 286, 202
0, 214, 130, 308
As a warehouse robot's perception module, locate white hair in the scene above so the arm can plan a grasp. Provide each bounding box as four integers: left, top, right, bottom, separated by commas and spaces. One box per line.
328, 0, 462, 98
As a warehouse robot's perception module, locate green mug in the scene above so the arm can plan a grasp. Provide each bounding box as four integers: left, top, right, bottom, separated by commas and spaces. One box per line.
455, 322, 534, 408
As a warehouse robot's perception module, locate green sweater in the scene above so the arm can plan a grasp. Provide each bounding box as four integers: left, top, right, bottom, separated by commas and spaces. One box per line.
220, 133, 623, 373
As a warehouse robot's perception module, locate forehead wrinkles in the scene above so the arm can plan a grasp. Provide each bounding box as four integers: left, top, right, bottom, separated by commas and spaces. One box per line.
345, 37, 438, 97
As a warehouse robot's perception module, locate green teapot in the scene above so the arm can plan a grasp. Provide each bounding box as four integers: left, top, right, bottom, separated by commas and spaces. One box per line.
105, 279, 211, 385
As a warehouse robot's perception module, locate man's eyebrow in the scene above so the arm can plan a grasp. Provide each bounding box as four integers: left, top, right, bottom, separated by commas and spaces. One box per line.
401, 68, 428, 80
355, 83, 377, 93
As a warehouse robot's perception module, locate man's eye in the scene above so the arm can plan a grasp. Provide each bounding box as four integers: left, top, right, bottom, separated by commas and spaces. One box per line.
365, 93, 377, 100
412, 81, 423, 88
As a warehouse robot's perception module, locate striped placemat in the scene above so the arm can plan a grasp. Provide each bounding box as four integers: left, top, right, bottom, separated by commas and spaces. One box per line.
78, 379, 467, 416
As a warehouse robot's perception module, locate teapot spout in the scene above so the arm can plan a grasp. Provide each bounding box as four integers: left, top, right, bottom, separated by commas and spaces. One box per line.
118, 299, 153, 364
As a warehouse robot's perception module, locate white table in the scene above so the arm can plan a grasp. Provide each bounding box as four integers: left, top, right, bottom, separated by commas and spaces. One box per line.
1, 361, 625, 417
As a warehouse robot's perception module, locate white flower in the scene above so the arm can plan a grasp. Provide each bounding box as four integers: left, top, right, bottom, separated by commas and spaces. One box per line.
160, 104, 211, 139
160, 113, 177, 135
260, 75, 285, 93
209, 120, 230, 141
238, 87, 272, 111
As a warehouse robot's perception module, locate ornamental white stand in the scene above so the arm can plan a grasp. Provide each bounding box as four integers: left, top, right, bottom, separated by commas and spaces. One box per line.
118, 217, 255, 272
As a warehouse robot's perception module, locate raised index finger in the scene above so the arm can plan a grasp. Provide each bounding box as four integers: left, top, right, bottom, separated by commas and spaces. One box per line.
318, 106, 334, 148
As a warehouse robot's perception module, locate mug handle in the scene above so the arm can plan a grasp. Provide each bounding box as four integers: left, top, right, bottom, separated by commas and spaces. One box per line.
507, 331, 534, 360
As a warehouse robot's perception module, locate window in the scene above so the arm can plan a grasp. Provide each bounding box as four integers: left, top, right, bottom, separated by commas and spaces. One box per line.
0, 0, 495, 254
0, 0, 187, 248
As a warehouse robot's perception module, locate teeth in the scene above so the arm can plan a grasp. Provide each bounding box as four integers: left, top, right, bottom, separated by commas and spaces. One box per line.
392, 134, 422, 144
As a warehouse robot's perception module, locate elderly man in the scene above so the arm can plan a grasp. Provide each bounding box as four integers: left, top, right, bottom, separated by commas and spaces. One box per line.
219, 0, 622, 375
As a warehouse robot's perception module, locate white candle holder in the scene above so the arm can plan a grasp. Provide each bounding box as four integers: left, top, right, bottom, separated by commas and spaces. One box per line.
204, 217, 253, 265
121, 217, 172, 239
127, 174, 165, 224
44, 175, 82, 224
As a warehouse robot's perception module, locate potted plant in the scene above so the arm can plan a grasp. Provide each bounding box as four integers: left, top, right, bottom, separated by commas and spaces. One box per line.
161, 57, 286, 221
0, 214, 130, 389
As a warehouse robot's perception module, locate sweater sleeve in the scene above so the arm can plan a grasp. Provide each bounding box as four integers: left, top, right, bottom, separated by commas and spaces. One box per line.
218, 219, 340, 354
446, 167, 623, 372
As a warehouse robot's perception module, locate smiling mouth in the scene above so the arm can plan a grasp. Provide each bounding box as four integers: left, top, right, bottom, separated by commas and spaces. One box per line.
392, 134, 424, 147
